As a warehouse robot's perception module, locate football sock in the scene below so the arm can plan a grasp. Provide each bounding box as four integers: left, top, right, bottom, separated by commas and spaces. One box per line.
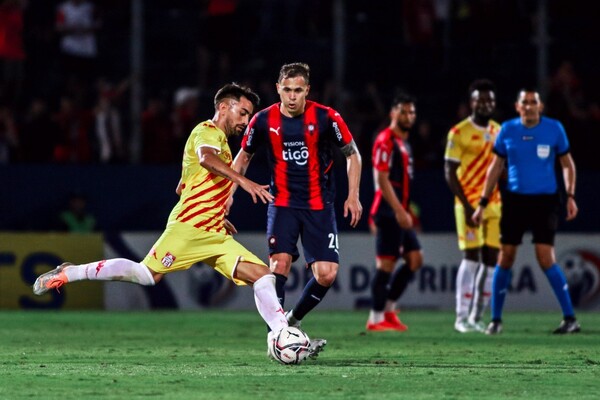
291, 277, 330, 320
544, 264, 575, 318
384, 300, 397, 313
63, 258, 155, 286
469, 264, 494, 322
387, 264, 414, 301
368, 310, 384, 324
371, 270, 391, 312
253, 274, 288, 333
273, 273, 287, 307
455, 259, 478, 321
491, 266, 512, 321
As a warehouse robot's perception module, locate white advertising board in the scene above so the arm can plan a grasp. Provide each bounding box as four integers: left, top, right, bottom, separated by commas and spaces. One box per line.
104, 232, 600, 311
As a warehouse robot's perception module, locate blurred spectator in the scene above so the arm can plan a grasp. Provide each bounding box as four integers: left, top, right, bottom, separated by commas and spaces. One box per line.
18, 97, 58, 162
57, 191, 96, 232
172, 86, 200, 156
55, 0, 101, 103
196, 0, 239, 90
0, 102, 17, 163
141, 95, 176, 164
411, 119, 443, 170
0, 0, 26, 103
52, 95, 93, 163
94, 91, 124, 163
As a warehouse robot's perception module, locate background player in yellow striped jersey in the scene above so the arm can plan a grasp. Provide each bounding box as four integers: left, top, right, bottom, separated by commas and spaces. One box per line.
444, 79, 501, 333
33, 83, 293, 352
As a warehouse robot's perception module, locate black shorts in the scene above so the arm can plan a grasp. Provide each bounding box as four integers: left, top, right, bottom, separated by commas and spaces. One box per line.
373, 216, 422, 260
500, 191, 559, 245
267, 204, 339, 265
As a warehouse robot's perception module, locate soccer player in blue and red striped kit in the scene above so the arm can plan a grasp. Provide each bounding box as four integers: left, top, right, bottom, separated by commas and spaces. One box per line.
232, 63, 363, 355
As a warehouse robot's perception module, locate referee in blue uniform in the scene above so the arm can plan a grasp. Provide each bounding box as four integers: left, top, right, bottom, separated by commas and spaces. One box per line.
473, 88, 580, 334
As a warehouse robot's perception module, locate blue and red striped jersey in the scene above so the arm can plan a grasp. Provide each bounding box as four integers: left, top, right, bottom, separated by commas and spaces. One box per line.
369, 127, 413, 220
241, 100, 354, 210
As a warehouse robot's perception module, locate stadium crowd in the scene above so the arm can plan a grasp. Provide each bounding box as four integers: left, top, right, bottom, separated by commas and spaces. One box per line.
1, 0, 599, 170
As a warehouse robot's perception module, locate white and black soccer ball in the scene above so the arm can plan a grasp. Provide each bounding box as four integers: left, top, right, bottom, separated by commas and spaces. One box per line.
271, 326, 311, 365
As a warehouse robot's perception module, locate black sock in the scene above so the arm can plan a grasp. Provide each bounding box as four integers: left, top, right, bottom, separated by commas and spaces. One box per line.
387, 265, 414, 302
274, 273, 287, 308
291, 277, 330, 320
371, 270, 391, 312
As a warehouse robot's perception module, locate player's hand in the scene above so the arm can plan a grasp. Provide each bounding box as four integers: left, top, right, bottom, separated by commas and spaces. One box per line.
344, 197, 362, 228
471, 206, 484, 226
395, 209, 413, 229
240, 178, 274, 204
223, 218, 237, 235
464, 205, 477, 228
565, 197, 578, 221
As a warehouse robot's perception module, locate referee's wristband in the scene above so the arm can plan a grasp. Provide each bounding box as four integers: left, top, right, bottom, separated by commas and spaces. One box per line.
478, 197, 489, 208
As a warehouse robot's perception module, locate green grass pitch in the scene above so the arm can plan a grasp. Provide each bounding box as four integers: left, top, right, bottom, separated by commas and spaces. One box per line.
0, 310, 598, 399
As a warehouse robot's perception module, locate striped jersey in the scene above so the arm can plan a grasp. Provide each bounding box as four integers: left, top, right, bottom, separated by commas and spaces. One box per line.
444, 117, 501, 206
167, 120, 232, 233
241, 100, 354, 210
369, 127, 412, 220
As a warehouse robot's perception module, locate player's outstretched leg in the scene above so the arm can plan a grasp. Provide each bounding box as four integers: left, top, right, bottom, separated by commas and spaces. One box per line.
33, 259, 156, 295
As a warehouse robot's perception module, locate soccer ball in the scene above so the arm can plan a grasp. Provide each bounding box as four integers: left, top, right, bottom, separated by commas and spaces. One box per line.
270, 326, 311, 365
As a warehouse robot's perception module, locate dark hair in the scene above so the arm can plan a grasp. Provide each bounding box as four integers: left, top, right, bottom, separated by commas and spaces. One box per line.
214, 83, 260, 109
391, 91, 416, 108
517, 86, 539, 100
468, 79, 496, 96
278, 63, 310, 84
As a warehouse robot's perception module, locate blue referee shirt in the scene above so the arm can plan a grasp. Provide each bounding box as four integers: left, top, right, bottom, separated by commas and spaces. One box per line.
494, 117, 570, 194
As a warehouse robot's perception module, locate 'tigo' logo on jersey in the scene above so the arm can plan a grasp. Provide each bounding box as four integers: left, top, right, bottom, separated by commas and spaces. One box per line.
282, 141, 309, 165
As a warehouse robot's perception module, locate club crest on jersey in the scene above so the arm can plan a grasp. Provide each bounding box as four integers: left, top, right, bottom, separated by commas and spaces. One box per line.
537, 144, 550, 159
307, 124, 315, 133
484, 132, 492, 142
161, 252, 176, 268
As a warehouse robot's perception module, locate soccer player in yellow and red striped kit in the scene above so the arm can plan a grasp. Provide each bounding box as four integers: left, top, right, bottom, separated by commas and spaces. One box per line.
33, 83, 291, 349
444, 79, 501, 333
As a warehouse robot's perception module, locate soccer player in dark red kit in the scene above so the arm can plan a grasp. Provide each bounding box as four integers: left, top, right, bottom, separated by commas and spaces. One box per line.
366, 93, 423, 331
232, 62, 362, 355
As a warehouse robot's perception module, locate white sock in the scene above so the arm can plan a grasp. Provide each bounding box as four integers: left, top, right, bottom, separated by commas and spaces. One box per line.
254, 274, 288, 333
455, 259, 479, 321
369, 310, 384, 324
63, 258, 155, 286
384, 300, 397, 313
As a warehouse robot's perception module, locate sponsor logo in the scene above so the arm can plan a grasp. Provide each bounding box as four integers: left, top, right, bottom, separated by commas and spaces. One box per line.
537, 144, 550, 159
95, 260, 107, 277
522, 135, 534, 141
245, 128, 254, 146
161, 252, 176, 268
559, 249, 600, 308
282, 141, 309, 166
332, 122, 343, 141
269, 126, 281, 136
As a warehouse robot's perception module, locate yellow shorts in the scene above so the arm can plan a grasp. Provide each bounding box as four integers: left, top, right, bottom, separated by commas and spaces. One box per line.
454, 202, 501, 251
142, 221, 266, 285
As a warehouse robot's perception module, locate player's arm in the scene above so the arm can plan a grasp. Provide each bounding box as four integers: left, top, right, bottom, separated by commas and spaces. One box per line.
175, 178, 183, 196
559, 152, 578, 221
198, 146, 272, 204
472, 155, 505, 225
444, 160, 476, 227
376, 168, 412, 229
341, 140, 363, 228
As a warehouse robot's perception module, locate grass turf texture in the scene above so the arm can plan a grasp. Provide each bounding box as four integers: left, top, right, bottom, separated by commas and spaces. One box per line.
0, 311, 598, 399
